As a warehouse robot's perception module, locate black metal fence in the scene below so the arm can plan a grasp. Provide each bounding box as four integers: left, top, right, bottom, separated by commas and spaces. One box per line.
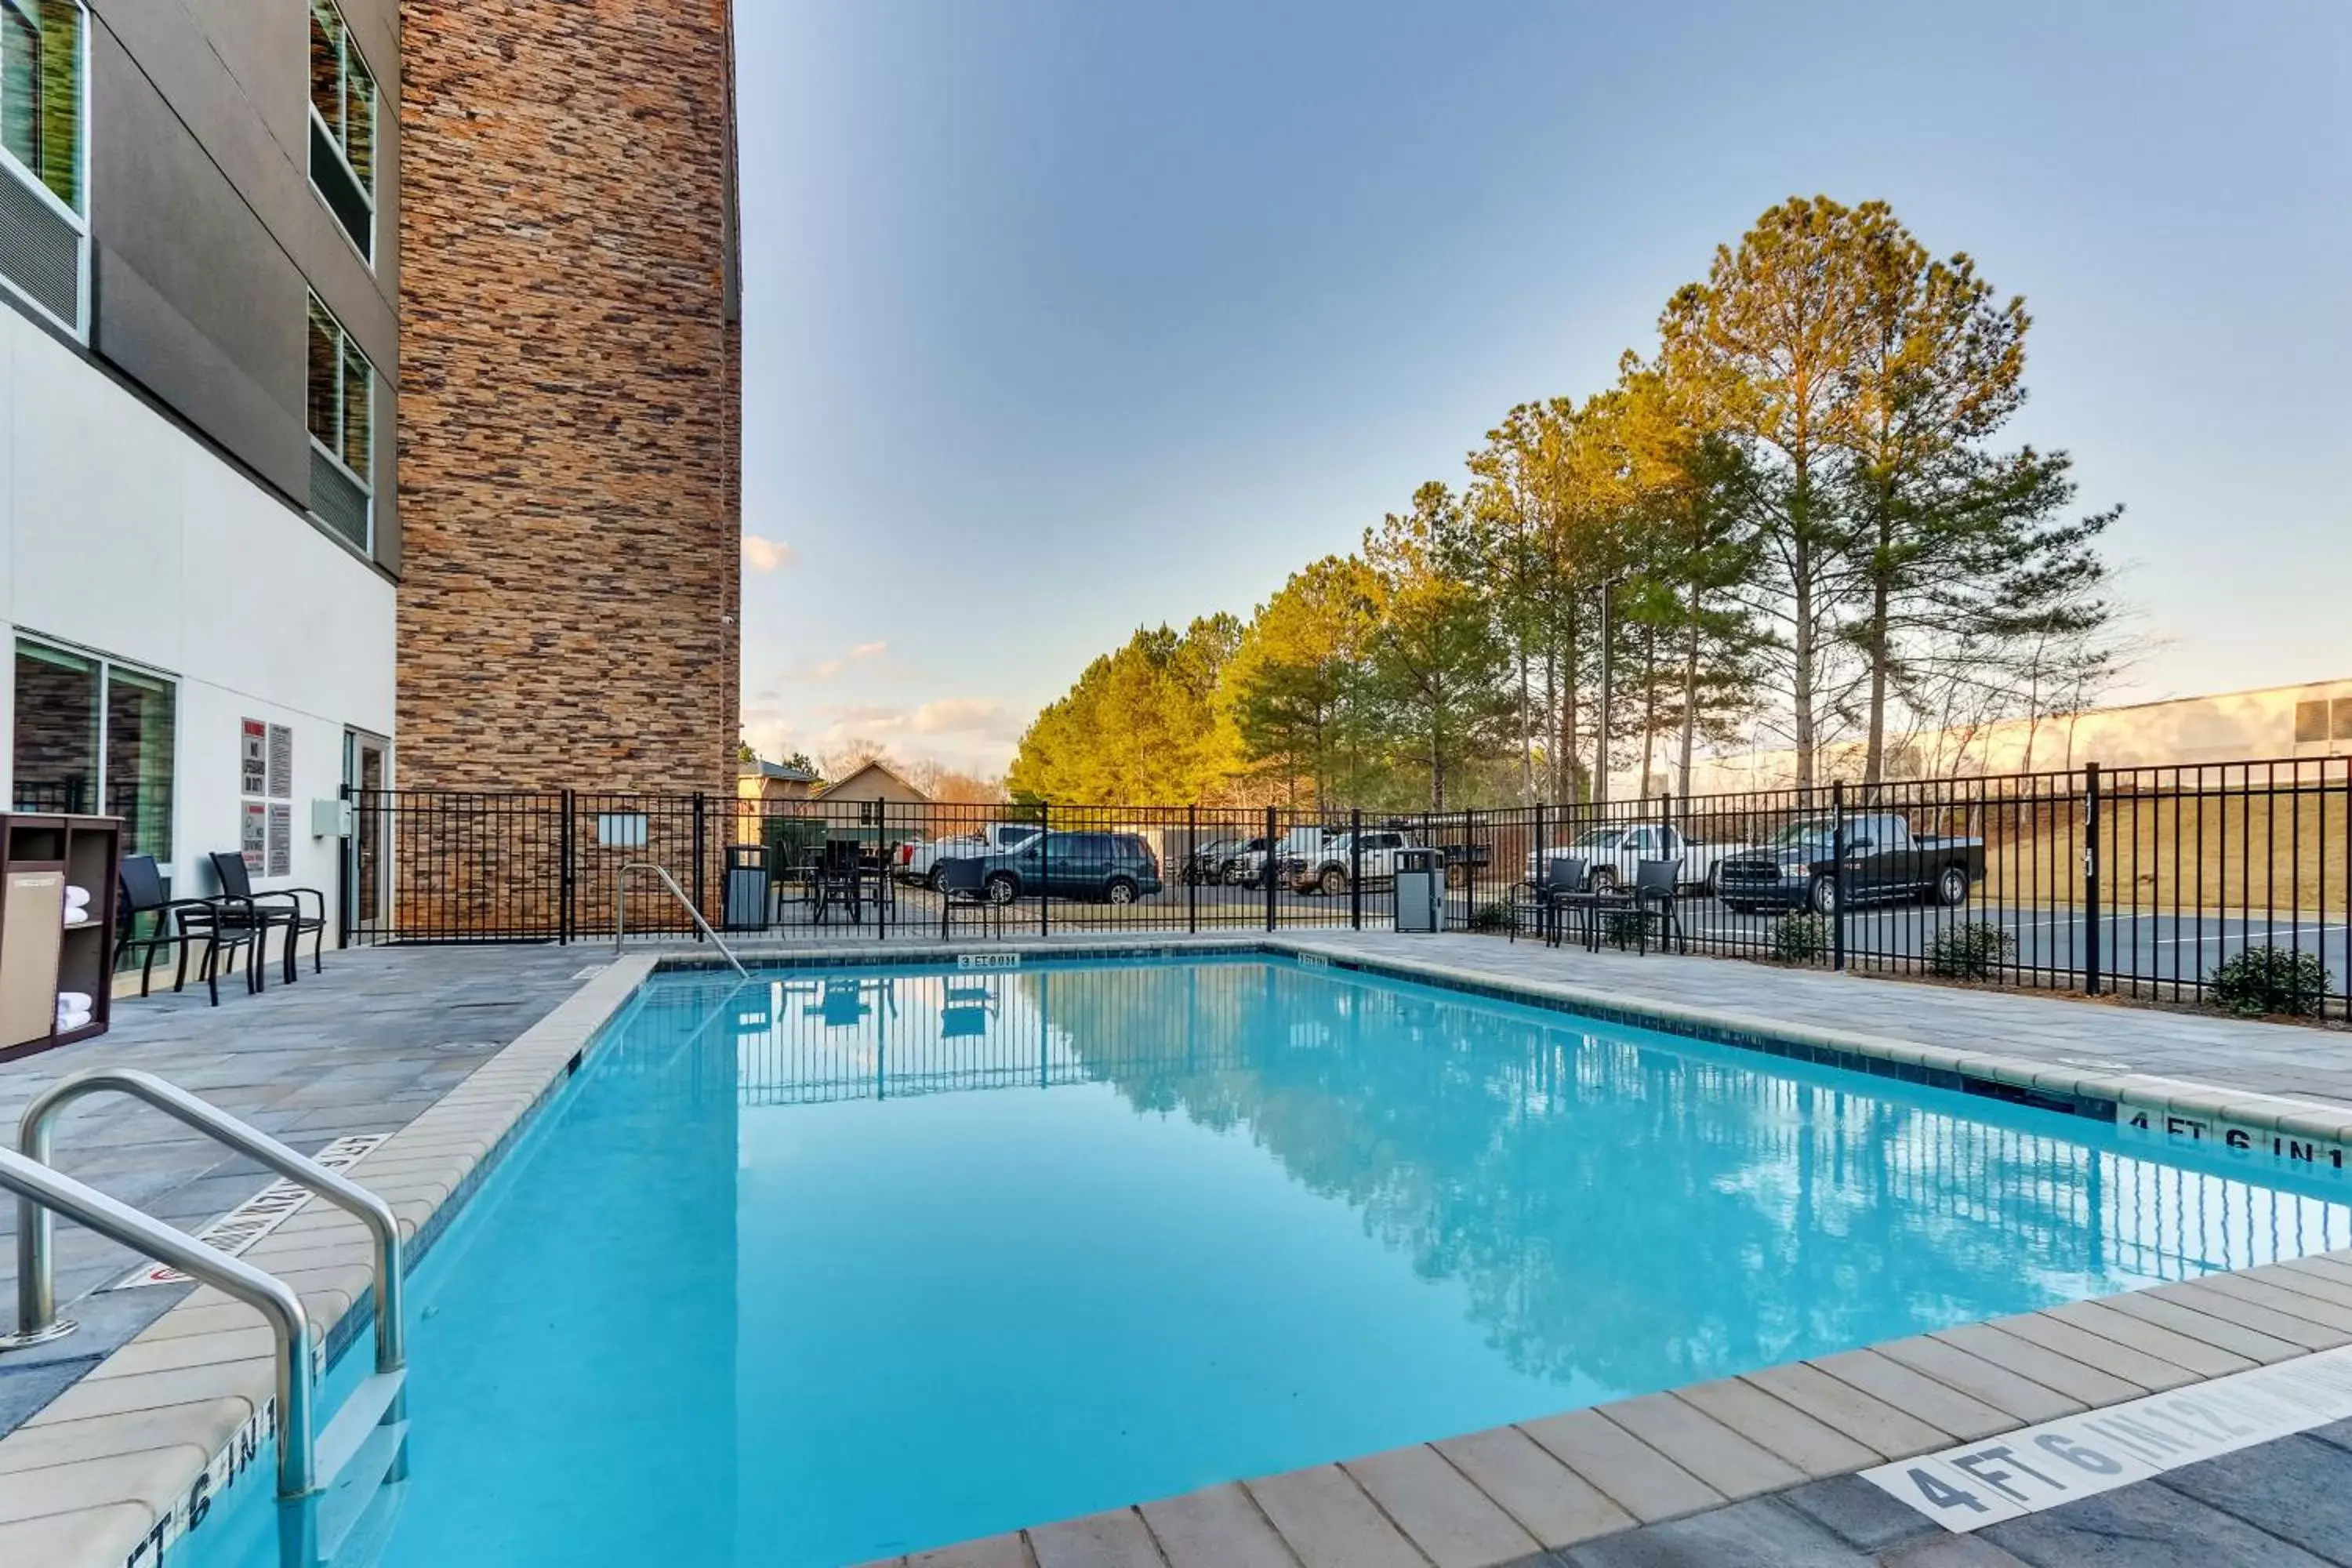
342, 755, 2350, 1015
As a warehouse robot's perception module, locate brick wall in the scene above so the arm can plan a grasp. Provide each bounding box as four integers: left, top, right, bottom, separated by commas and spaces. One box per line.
394, 0, 742, 799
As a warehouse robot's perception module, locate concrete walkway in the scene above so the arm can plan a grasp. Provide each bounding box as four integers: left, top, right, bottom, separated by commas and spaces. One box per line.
0, 942, 597, 1436
1563, 1419, 2352, 1565
1313, 931, 2352, 1109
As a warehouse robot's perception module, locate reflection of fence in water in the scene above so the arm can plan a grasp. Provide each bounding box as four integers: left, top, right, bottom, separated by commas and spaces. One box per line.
729, 971, 1258, 1106
715, 964, 2352, 1279
1563, 1046, 2352, 1281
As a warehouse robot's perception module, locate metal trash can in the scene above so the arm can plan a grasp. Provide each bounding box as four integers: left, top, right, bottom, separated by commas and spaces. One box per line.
1394, 848, 1443, 933
723, 844, 771, 931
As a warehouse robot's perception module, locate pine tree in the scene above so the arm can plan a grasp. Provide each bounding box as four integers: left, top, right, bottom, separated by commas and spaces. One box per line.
1359, 484, 1515, 810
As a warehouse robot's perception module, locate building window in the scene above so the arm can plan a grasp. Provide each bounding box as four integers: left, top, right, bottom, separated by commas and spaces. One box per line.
0, 0, 85, 333
307, 0, 374, 262
12, 638, 176, 860
2336, 699, 2352, 743
307, 293, 373, 550
2297, 701, 2331, 746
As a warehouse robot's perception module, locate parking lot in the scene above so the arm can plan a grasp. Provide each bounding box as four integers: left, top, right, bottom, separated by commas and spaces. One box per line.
746, 862, 2346, 1007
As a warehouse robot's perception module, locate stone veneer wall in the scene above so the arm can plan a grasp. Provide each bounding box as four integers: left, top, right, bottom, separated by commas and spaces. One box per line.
394, 0, 742, 799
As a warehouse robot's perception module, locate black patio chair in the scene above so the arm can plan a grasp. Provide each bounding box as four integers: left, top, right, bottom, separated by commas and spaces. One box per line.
1530, 855, 1599, 950
813, 838, 865, 925
115, 854, 259, 1005
1598, 857, 1686, 955
936, 855, 1002, 940
209, 851, 328, 985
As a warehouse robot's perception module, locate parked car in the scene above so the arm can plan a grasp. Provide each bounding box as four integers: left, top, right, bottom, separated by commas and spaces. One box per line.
978, 831, 1164, 905
1525, 825, 1751, 897
1223, 836, 1274, 885
1714, 813, 1985, 915
901, 822, 1042, 889
1286, 828, 1417, 895
1181, 837, 1247, 885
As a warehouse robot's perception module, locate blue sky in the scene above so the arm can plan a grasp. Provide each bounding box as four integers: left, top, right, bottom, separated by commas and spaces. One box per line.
734, 0, 2351, 775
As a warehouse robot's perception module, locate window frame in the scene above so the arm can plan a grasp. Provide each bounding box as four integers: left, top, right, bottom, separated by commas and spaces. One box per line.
306, 0, 375, 266
0, 0, 89, 338
11, 631, 178, 860
306, 291, 375, 550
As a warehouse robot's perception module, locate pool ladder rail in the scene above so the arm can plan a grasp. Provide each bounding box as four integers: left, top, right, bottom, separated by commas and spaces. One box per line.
612, 859, 750, 978
0, 1068, 413, 1566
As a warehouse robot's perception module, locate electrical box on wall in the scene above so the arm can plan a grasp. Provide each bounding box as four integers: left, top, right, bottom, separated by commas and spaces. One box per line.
311, 798, 352, 838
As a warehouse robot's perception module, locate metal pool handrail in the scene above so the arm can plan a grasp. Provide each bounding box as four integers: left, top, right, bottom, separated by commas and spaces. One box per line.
614, 860, 750, 977
9, 1069, 405, 1387
0, 1144, 319, 1497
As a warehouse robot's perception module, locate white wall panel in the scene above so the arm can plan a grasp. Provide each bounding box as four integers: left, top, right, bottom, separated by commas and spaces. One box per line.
0, 307, 395, 900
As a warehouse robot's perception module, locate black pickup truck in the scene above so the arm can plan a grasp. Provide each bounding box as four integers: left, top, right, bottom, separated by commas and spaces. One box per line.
1715, 812, 1984, 916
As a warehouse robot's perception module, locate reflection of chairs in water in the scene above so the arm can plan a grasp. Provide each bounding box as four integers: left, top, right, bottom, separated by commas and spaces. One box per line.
941, 978, 996, 1039
799, 975, 898, 1028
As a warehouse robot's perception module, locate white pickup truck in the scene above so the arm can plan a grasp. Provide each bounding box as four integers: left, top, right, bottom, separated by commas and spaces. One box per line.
900, 822, 1041, 888
1524, 824, 1750, 897
1287, 828, 1417, 896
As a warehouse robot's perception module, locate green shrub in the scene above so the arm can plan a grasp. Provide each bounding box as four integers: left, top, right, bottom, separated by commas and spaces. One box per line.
1602, 907, 1651, 949
1772, 912, 1830, 964
1468, 899, 1519, 934
1927, 921, 2016, 980
2209, 948, 2333, 1018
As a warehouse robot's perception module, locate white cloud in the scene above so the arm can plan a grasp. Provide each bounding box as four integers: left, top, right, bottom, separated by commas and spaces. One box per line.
741, 695, 1022, 778
909, 699, 1015, 738
742, 535, 797, 573
791, 641, 889, 683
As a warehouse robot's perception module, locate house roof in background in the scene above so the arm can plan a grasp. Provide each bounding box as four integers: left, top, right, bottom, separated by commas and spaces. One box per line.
814, 759, 931, 801
740, 758, 819, 782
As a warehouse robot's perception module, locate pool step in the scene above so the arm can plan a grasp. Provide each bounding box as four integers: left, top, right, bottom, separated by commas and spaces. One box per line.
310, 1369, 410, 1565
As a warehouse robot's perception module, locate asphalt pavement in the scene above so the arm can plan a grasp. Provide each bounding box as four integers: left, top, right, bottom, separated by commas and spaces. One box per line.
764, 873, 2349, 1003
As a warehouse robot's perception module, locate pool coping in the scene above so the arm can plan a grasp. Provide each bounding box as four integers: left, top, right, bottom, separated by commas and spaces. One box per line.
5, 936, 2352, 1567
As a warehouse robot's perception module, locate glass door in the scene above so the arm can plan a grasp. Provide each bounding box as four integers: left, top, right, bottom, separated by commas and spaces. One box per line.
343, 729, 387, 940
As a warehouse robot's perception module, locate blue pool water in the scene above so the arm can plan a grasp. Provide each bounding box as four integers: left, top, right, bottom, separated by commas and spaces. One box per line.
192, 955, 2352, 1567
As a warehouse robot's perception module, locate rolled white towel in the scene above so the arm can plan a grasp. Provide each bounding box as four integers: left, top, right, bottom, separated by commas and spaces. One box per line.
55, 1007, 92, 1032
64, 884, 91, 907
57, 992, 92, 1011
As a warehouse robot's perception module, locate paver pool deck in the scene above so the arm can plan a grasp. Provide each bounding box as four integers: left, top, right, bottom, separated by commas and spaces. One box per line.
6, 931, 2352, 1566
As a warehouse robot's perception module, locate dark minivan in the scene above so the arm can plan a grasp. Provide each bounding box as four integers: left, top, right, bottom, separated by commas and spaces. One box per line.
977, 831, 1163, 905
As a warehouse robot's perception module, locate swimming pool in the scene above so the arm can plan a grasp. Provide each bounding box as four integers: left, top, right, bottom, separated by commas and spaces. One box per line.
188, 953, 2352, 1567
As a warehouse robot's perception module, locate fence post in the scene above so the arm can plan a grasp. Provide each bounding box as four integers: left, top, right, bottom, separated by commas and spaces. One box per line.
1351, 808, 1363, 931
1188, 804, 1199, 935
1265, 804, 1278, 933
1040, 803, 1051, 940
2085, 761, 2102, 996
1831, 781, 1847, 972
1461, 809, 1475, 931
877, 800, 891, 944
336, 783, 353, 949
691, 792, 707, 942
560, 789, 576, 946
1533, 800, 1545, 939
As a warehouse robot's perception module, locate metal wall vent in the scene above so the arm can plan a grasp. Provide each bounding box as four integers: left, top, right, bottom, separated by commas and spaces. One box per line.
309, 447, 372, 550
0, 161, 80, 328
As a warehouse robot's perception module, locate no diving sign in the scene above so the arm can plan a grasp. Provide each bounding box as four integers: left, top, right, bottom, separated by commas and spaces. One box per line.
1864, 1341, 2352, 1529
107, 1133, 388, 1290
